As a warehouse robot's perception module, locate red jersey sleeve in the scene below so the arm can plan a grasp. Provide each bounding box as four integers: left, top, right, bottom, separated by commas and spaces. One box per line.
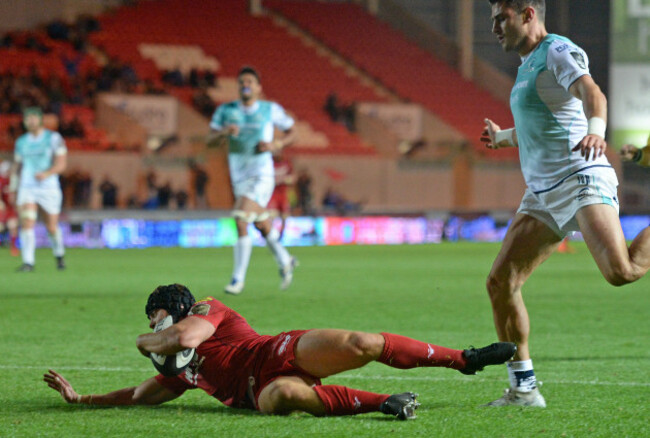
154, 374, 192, 395
186, 297, 229, 328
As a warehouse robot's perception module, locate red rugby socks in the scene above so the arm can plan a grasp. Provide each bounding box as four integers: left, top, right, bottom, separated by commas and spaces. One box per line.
378, 332, 467, 370
313, 385, 389, 415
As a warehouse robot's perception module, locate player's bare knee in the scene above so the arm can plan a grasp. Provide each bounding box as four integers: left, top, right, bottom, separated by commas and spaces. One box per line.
346, 332, 383, 358
486, 275, 521, 302
254, 221, 269, 236
260, 381, 305, 415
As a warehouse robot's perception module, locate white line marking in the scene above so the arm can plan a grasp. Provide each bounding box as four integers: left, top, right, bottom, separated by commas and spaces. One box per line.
8, 365, 650, 387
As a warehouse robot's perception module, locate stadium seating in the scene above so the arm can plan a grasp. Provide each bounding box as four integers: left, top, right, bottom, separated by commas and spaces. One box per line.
89, 0, 381, 154
265, 0, 518, 160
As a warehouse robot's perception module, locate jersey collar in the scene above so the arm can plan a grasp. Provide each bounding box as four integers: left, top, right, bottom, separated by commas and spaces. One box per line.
238, 101, 260, 114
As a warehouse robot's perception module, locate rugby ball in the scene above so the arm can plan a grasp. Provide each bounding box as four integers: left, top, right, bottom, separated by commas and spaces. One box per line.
150, 315, 195, 377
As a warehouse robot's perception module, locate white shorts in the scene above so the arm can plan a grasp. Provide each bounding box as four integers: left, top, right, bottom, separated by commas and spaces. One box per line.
518, 168, 619, 237
232, 176, 275, 208
17, 187, 63, 215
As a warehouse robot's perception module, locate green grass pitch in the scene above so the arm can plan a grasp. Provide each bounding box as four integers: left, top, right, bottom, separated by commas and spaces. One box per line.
1, 243, 648, 437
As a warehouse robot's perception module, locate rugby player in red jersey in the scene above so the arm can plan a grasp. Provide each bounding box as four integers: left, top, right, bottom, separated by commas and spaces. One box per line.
0, 161, 19, 256
44, 284, 516, 420
267, 153, 294, 240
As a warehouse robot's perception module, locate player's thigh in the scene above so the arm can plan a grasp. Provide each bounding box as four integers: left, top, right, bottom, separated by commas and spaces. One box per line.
257, 375, 323, 415
575, 204, 630, 272
489, 213, 563, 284
294, 329, 384, 378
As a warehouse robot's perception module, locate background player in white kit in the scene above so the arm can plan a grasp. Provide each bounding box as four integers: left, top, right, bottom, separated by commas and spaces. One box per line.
480, 0, 650, 407
10, 107, 67, 272
208, 67, 297, 295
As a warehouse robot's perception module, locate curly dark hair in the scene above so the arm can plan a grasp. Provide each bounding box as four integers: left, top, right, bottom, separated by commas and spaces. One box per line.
145, 284, 196, 322
488, 0, 545, 23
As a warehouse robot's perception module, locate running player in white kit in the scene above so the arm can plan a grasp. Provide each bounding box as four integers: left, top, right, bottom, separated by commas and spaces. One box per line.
10, 107, 67, 272
208, 66, 297, 295
480, 0, 650, 407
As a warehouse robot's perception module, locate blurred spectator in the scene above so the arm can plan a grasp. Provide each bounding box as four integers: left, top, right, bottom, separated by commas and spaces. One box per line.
142, 170, 159, 209
59, 116, 85, 138
295, 168, 313, 216
189, 68, 200, 88
324, 92, 339, 121
1, 33, 14, 48
162, 66, 184, 87
98, 175, 118, 208
126, 194, 140, 208
68, 169, 92, 207
192, 87, 216, 118
61, 53, 85, 78
323, 93, 356, 132
190, 161, 209, 208
321, 186, 363, 216
204, 69, 217, 87
343, 102, 357, 132
157, 181, 173, 208
175, 189, 189, 210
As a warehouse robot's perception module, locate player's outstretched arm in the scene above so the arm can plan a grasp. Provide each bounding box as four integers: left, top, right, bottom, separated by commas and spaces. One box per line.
43, 370, 180, 406
480, 118, 518, 149
570, 75, 608, 160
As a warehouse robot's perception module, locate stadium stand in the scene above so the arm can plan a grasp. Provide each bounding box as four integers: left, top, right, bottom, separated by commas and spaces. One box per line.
0, 29, 124, 152
89, 0, 382, 154
265, 0, 518, 160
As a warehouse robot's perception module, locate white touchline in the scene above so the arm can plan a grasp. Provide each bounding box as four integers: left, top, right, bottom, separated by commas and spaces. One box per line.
7, 365, 650, 387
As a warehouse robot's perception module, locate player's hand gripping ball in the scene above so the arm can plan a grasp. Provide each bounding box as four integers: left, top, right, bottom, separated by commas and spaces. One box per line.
150, 315, 195, 376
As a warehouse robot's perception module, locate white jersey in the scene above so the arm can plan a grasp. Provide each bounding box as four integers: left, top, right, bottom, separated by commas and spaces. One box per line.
14, 129, 67, 190
510, 34, 615, 194
210, 100, 294, 185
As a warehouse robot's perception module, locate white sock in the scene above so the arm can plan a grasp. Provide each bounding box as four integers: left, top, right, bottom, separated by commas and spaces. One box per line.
20, 228, 36, 265
507, 359, 537, 392
232, 235, 252, 283
265, 228, 291, 268
49, 227, 65, 257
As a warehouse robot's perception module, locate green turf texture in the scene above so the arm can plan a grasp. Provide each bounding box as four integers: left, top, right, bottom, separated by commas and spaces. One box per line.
1, 243, 648, 437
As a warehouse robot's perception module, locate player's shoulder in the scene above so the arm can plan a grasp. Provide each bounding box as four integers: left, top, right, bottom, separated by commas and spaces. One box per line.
188, 296, 228, 316
48, 130, 64, 141
15, 133, 29, 145
546, 34, 584, 56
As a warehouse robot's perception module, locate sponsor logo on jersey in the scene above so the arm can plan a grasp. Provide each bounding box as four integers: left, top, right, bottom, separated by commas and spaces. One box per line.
278, 334, 292, 355
570, 51, 586, 69
555, 43, 570, 53
190, 303, 211, 316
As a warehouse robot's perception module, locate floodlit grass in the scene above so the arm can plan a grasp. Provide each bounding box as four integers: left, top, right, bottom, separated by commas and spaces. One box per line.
1, 243, 648, 437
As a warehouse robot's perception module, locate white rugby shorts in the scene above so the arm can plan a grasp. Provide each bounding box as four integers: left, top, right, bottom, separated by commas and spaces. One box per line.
17, 187, 63, 215
232, 176, 275, 208
518, 168, 619, 237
